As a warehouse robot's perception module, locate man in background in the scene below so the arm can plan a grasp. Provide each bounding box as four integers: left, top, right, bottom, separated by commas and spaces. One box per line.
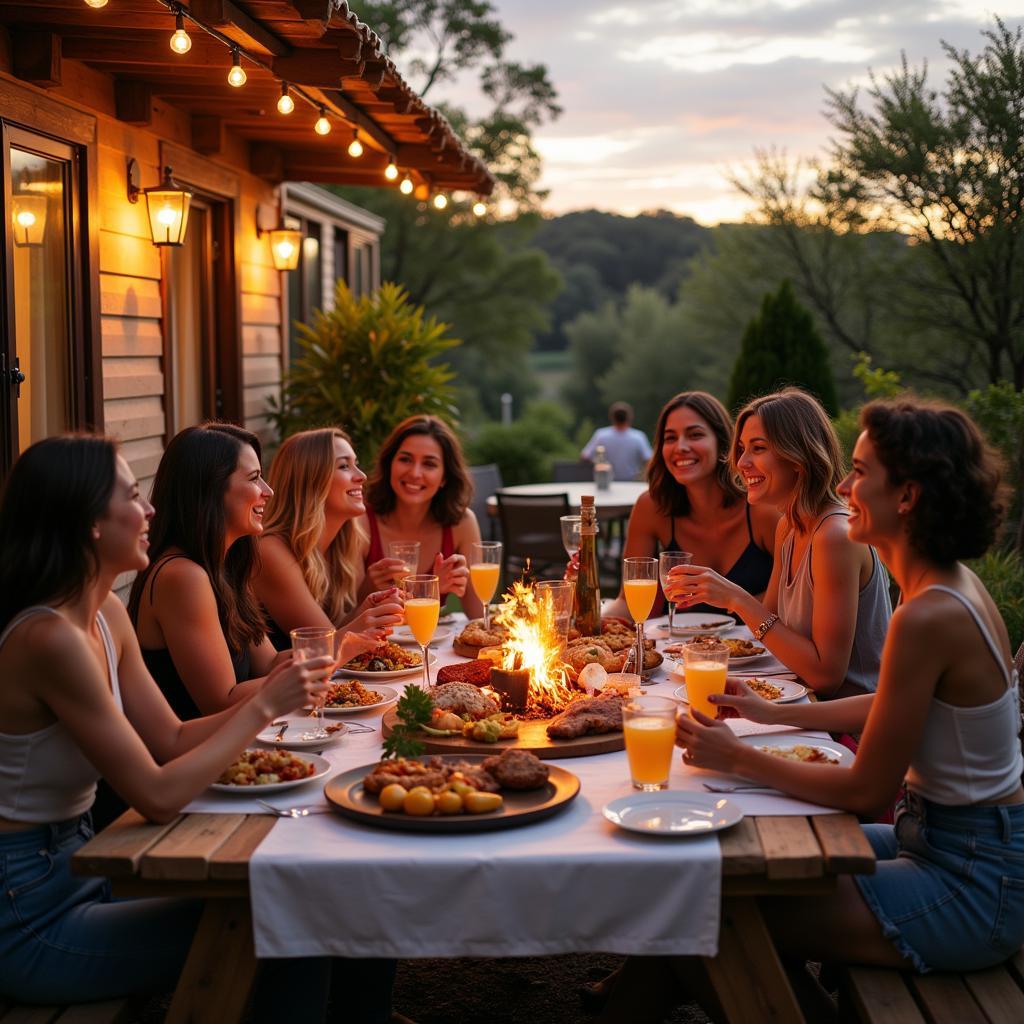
581, 401, 652, 481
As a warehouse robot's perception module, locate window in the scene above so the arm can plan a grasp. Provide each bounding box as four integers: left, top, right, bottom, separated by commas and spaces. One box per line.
286, 217, 322, 365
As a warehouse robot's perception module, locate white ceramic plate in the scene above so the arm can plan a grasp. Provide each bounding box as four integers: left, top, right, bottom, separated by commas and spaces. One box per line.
256, 718, 348, 748
318, 683, 399, 715
738, 733, 853, 767
390, 625, 453, 646
210, 752, 331, 793
438, 612, 457, 625
666, 613, 735, 635
603, 792, 743, 835
335, 656, 435, 681
673, 678, 806, 705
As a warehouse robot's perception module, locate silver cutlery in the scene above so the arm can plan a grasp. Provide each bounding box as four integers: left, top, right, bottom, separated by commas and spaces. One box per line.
256, 800, 328, 818
702, 782, 784, 794
274, 722, 289, 741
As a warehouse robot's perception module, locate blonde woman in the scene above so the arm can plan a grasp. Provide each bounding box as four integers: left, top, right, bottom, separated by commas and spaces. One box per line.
253, 428, 403, 657
668, 388, 890, 697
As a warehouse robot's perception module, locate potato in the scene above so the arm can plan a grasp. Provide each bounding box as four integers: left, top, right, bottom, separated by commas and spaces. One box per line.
435, 790, 464, 815
378, 783, 408, 812
403, 787, 435, 816
463, 791, 503, 814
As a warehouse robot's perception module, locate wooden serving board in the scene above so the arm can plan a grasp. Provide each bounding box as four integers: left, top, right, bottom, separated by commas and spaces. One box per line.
381, 707, 624, 759
452, 639, 491, 660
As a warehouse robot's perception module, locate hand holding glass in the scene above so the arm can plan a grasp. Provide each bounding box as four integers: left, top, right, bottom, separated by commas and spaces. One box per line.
402, 574, 440, 689
682, 641, 730, 720
291, 626, 336, 740
623, 695, 677, 790
659, 550, 693, 636
388, 541, 420, 585
469, 541, 502, 630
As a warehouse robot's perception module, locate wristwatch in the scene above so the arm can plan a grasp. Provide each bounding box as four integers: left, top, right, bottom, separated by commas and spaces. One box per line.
753, 612, 779, 641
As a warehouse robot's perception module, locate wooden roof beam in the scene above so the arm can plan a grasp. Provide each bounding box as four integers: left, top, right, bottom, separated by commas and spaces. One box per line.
115, 79, 153, 126
60, 35, 229, 66
271, 47, 363, 86
190, 0, 291, 58
11, 29, 62, 88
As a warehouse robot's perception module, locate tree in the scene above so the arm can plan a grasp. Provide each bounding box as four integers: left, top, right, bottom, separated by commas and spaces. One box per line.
728, 281, 839, 415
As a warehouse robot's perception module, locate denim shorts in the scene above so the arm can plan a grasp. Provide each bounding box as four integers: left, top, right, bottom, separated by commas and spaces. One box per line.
0, 814, 200, 1003
855, 791, 1024, 973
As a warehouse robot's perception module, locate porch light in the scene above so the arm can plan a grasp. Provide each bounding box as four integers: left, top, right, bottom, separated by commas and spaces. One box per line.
84, 0, 109, 7
347, 129, 363, 158
384, 158, 399, 181
433, 193, 448, 210
277, 83, 294, 115
227, 49, 247, 87
315, 107, 331, 135
11, 193, 47, 247
170, 13, 192, 55
473, 200, 488, 217
399, 174, 414, 195
256, 219, 302, 272
128, 162, 192, 247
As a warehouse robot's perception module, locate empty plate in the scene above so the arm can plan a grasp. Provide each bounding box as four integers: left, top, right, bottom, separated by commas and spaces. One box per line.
603, 791, 743, 835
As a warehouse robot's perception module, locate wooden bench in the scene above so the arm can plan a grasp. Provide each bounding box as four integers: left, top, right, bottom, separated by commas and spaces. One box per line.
0, 999, 137, 1024
841, 948, 1024, 1023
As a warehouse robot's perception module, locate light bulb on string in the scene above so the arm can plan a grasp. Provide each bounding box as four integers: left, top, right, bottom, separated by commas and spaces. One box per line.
473, 201, 487, 217
384, 158, 399, 181
314, 107, 331, 136
277, 83, 294, 115
84, 0, 109, 8
169, 12, 192, 54
399, 175, 414, 195
433, 193, 448, 210
347, 129, 363, 158
227, 49, 247, 87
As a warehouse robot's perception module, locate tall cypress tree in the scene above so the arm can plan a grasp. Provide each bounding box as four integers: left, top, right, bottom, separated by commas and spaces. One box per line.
727, 280, 839, 415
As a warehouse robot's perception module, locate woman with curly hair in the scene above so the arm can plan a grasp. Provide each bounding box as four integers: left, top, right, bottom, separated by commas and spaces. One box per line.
252, 428, 403, 654
664, 398, 1024, 1017
668, 388, 890, 696
605, 391, 777, 621
359, 415, 478, 616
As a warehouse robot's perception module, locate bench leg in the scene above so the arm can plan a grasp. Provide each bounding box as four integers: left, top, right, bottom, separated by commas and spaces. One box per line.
702, 896, 807, 1023
166, 899, 256, 1024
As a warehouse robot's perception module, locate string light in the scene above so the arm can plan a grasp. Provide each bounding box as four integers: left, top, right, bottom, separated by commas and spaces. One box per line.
277, 82, 294, 115
169, 11, 192, 54
433, 193, 448, 210
347, 129, 363, 158
84, 0, 109, 8
473, 201, 487, 217
384, 158, 399, 181
399, 174, 414, 195
227, 48, 246, 87
314, 107, 331, 136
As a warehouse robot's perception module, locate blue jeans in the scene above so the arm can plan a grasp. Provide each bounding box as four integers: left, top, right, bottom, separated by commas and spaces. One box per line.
856, 791, 1024, 972
0, 814, 200, 1003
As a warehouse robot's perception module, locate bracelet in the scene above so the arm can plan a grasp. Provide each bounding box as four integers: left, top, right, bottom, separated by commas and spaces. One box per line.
753, 612, 779, 641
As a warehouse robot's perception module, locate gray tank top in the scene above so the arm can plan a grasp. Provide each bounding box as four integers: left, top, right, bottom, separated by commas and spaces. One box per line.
776, 509, 891, 696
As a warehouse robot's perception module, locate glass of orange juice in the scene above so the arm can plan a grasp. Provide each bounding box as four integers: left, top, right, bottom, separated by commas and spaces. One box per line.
401, 574, 440, 689
682, 641, 730, 719
623, 556, 658, 676
469, 540, 502, 630
622, 695, 678, 790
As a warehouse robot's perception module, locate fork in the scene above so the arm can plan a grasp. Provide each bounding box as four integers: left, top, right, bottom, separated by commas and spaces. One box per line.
256, 800, 327, 818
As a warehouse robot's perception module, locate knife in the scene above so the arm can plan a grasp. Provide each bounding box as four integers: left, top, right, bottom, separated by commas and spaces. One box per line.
274, 722, 289, 741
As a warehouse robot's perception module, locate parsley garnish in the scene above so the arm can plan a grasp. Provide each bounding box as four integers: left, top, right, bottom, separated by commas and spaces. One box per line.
381, 685, 432, 759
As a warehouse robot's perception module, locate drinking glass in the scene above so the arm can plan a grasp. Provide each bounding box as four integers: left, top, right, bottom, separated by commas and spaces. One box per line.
623, 556, 658, 676
290, 626, 336, 740
622, 695, 677, 790
682, 641, 730, 720
659, 550, 693, 636
469, 540, 502, 630
535, 579, 574, 649
560, 515, 582, 557
401, 574, 440, 689
388, 541, 420, 585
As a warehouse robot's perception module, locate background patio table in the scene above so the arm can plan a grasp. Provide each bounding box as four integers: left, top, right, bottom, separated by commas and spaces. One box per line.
484, 480, 647, 521
72, 614, 875, 1024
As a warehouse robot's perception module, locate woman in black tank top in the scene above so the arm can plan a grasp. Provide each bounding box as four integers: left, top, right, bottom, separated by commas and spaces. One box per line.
605, 392, 777, 622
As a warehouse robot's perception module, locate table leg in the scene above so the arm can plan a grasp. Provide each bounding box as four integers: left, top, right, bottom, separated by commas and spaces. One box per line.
702, 896, 806, 1023
167, 899, 257, 1024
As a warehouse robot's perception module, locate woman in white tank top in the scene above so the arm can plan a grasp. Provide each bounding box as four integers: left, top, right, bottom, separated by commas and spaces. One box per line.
0, 436, 333, 1007
659, 398, 1024, 1016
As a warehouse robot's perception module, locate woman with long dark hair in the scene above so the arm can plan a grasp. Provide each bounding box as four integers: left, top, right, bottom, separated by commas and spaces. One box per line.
0, 435, 329, 1005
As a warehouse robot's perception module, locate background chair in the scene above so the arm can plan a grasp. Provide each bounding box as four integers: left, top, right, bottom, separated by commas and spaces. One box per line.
494, 491, 571, 581
469, 463, 504, 542
552, 459, 593, 483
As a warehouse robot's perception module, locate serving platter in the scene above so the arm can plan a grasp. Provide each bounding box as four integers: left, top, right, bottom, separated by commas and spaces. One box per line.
380, 706, 625, 759
324, 755, 580, 833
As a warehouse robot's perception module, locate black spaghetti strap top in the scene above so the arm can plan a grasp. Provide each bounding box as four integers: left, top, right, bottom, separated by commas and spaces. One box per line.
659, 504, 774, 619
136, 555, 253, 721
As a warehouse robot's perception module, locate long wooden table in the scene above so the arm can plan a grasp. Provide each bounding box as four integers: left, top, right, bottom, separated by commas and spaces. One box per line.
72, 805, 875, 1024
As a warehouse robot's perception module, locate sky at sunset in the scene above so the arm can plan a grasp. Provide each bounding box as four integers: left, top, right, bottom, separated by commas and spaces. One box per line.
434, 1, 1024, 224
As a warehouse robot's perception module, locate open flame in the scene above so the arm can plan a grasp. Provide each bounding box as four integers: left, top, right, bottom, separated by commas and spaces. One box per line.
494, 580, 577, 713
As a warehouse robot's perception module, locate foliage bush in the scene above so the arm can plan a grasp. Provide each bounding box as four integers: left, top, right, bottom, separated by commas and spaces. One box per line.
268, 282, 460, 465
466, 400, 578, 485
970, 550, 1024, 645
727, 280, 839, 415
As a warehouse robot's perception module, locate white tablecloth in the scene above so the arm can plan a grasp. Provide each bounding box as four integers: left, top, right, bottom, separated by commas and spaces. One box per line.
228, 615, 842, 958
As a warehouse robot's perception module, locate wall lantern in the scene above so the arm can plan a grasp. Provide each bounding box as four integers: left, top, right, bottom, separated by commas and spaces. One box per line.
11, 193, 48, 247
256, 221, 302, 272
127, 161, 192, 247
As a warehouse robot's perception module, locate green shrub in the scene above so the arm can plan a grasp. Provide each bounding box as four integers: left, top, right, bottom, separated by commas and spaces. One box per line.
466, 401, 578, 485
268, 282, 460, 465
970, 549, 1024, 646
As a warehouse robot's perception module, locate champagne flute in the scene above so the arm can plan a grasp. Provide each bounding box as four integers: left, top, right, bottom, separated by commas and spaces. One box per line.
388, 540, 420, 585
623, 557, 658, 679
659, 550, 693, 636
469, 540, 502, 630
290, 626, 336, 740
560, 515, 582, 558
401, 574, 440, 689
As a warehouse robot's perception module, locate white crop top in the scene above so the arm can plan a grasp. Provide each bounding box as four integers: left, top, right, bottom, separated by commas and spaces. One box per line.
905, 586, 1023, 805
0, 606, 123, 824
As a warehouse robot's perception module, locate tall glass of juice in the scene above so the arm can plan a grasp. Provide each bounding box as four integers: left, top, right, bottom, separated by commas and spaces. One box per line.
622, 556, 658, 676
469, 540, 502, 630
401, 574, 440, 689
682, 641, 730, 719
622, 695, 678, 790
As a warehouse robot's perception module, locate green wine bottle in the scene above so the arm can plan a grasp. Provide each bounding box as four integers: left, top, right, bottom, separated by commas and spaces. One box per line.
574, 495, 601, 635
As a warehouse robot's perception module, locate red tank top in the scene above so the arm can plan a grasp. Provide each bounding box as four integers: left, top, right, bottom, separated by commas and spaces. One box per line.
364, 508, 455, 574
